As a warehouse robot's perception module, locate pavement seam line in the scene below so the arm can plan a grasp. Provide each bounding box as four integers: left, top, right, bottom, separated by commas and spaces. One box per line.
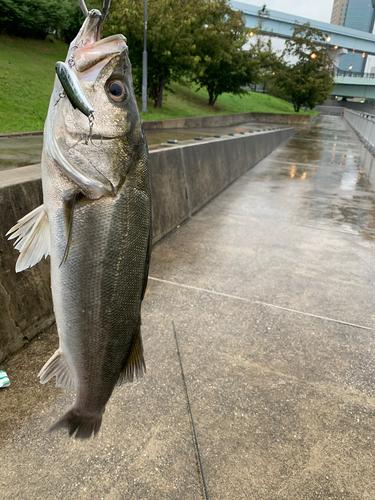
172, 321, 209, 500
150, 277, 372, 331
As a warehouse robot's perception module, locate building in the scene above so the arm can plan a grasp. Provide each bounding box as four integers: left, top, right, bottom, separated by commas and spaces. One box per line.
331, 0, 375, 72
330, 0, 348, 25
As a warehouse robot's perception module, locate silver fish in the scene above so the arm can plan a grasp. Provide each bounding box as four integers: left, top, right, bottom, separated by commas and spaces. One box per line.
7, 1, 151, 439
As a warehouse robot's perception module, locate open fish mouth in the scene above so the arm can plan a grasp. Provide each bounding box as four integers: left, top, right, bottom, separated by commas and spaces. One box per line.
67, 0, 127, 76
77, 0, 111, 44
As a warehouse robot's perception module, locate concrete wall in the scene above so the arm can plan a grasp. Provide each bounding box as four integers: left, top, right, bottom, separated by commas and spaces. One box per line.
0, 166, 55, 364
0, 113, 315, 140
0, 127, 294, 362
143, 112, 315, 130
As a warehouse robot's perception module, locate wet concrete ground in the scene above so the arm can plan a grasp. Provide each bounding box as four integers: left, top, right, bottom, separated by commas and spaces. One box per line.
1, 115, 375, 499
0, 122, 279, 170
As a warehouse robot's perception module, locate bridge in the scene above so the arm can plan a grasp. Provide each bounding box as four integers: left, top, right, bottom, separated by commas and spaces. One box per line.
231, 1, 375, 55
231, 1, 375, 98
334, 74, 375, 98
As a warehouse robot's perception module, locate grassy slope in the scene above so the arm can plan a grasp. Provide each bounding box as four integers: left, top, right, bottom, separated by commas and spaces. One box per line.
0, 36, 68, 133
0, 35, 315, 134
139, 82, 317, 122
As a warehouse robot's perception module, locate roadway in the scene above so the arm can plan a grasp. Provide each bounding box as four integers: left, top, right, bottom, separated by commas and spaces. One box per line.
231, 1, 375, 55
1, 115, 375, 499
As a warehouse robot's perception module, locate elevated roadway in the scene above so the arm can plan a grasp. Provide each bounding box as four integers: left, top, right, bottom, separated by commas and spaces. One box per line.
334, 75, 375, 98
231, 1, 375, 55
231, 2, 375, 98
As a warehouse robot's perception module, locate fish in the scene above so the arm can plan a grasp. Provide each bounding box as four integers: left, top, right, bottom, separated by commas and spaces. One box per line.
6, 0, 151, 439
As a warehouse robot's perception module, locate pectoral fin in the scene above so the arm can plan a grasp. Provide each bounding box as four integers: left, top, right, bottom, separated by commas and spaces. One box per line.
6, 205, 50, 273
59, 191, 81, 268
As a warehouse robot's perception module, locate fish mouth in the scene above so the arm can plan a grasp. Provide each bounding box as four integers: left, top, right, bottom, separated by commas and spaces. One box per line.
77, 0, 111, 44
68, 0, 127, 75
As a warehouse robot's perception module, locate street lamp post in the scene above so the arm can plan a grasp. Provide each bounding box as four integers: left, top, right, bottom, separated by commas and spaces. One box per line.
141, 0, 148, 113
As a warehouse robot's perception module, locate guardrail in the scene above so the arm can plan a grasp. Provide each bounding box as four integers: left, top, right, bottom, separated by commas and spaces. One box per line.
335, 69, 375, 79
314, 106, 343, 116
344, 108, 375, 152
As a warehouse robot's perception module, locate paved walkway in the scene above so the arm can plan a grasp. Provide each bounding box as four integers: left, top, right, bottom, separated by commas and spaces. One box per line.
1, 116, 375, 499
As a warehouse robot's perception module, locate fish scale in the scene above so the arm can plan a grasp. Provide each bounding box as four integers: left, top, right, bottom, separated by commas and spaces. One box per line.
7, 2, 151, 438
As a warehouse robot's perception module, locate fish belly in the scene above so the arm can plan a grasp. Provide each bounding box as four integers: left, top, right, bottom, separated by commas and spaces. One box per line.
42, 151, 150, 432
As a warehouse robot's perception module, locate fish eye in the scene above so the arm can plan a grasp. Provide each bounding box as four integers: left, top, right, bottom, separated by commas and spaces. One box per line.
107, 80, 127, 102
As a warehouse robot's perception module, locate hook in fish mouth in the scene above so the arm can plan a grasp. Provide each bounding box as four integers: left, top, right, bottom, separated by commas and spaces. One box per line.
78, 0, 111, 25
71, 0, 117, 61
65, 0, 125, 80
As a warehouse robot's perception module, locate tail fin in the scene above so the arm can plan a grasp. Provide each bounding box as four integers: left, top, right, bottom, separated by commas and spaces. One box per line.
49, 407, 103, 439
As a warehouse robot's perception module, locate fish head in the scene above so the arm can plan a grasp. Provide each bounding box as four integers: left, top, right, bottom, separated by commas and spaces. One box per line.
46, 8, 144, 199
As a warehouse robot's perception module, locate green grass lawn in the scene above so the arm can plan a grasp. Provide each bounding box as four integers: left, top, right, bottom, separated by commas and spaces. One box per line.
0, 35, 316, 134
0, 36, 69, 133
139, 82, 317, 122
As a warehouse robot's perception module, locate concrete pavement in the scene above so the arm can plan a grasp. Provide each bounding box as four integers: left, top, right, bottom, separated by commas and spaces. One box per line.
1, 115, 375, 499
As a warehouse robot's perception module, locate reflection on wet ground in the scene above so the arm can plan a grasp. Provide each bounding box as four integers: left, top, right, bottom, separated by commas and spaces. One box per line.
260, 116, 375, 241
0, 122, 282, 171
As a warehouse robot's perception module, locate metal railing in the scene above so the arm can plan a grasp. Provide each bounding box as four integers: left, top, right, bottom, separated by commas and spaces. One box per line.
331, 62, 375, 79
314, 105, 343, 116
344, 108, 375, 152
336, 69, 375, 79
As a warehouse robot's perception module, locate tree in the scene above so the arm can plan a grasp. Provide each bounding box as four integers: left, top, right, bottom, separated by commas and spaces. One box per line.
193, 0, 257, 106
269, 22, 335, 112
0, 0, 87, 40
248, 28, 282, 93
107, 0, 201, 108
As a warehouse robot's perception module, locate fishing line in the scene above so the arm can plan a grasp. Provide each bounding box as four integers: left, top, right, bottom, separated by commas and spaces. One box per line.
172, 321, 209, 500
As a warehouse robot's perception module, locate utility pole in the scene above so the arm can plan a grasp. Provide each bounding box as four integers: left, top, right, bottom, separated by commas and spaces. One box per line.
141, 0, 148, 113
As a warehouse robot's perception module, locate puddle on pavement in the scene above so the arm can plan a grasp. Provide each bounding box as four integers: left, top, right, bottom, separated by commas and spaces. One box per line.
267, 116, 375, 240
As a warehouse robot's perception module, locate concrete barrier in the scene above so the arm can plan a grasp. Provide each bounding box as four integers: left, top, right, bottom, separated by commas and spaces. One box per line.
0, 113, 315, 140
0, 127, 294, 362
143, 112, 316, 130
0, 166, 55, 363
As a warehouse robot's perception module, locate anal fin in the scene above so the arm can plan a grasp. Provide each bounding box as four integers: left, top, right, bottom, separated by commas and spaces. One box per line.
38, 349, 76, 391
6, 205, 50, 273
117, 321, 146, 386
